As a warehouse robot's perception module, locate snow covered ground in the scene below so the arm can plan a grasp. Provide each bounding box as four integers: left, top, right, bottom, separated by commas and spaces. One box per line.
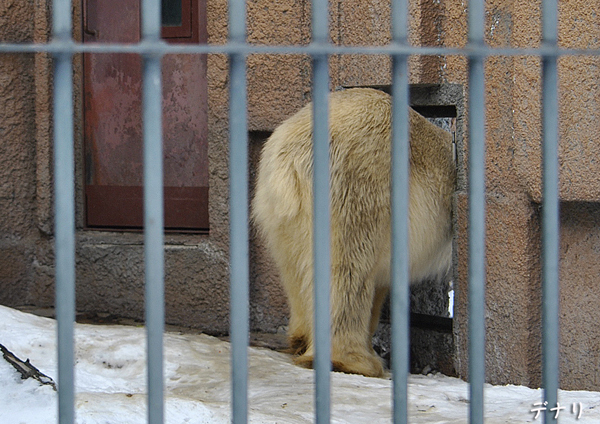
0, 305, 598, 423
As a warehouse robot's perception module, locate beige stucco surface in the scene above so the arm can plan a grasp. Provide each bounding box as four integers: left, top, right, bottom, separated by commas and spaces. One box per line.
443, 0, 600, 390
0, 0, 39, 305
1, 0, 599, 391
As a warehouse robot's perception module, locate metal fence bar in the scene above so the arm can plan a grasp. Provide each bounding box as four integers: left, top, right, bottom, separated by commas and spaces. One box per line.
467, 0, 486, 423
228, 0, 250, 422
2, 41, 600, 57
141, 1, 165, 424
51, 1, 75, 423
541, 0, 560, 422
311, 0, 331, 422
390, 1, 410, 423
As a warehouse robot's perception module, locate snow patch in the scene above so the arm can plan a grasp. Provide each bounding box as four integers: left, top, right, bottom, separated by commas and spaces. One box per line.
1, 305, 598, 423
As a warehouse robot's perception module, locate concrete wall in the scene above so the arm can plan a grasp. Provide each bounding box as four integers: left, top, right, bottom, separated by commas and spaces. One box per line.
1, 0, 599, 391
0, 0, 49, 306
439, 0, 600, 391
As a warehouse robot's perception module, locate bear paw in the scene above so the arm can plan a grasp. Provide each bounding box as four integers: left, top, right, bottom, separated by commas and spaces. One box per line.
331, 352, 385, 378
293, 351, 385, 378
287, 335, 309, 356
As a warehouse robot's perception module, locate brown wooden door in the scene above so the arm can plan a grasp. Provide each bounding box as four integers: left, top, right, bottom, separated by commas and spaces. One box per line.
83, 0, 208, 231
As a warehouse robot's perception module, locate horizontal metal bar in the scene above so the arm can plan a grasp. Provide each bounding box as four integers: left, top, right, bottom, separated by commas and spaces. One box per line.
0, 41, 594, 57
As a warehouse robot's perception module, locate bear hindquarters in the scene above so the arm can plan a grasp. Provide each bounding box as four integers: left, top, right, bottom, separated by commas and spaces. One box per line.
253, 87, 455, 379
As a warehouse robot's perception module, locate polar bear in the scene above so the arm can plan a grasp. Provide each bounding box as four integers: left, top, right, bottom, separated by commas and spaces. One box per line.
252, 88, 455, 378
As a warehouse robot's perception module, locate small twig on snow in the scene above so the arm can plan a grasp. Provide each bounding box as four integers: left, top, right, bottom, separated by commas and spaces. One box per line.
0, 343, 57, 391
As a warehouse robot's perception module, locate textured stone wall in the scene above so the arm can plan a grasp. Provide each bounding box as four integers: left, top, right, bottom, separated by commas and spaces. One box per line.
0, 0, 40, 305
443, 0, 600, 391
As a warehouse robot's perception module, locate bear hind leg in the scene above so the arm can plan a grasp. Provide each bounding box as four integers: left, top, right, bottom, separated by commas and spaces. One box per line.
277, 253, 314, 356
330, 272, 385, 377
330, 312, 385, 377
284, 288, 312, 355
291, 277, 385, 377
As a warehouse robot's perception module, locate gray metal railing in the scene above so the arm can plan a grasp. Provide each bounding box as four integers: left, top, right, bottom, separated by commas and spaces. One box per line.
390, 1, 410, 423
0, 0, 567, 423
541, 1, 560, 424
141, 1, 166, 423
467, 0, 486, 422
52, 1, 76, 423
229, 0, 250, 422
312, 0, 332, 422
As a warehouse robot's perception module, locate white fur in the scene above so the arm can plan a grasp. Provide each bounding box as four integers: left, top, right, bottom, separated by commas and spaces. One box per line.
252, 88, 455, 377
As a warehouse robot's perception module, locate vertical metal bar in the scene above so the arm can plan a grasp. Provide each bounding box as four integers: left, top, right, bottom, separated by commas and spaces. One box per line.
52, 0, 75, 423
390, 1, 410, 423
228, 0, 249, 423
141, 1, 165, 423
468, 0, 486, 423
541, 1, 560, 422
312, 0, 331, 423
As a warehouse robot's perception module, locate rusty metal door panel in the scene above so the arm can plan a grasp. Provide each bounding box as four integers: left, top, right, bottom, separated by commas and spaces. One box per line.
83, 0, 208, 231
85, 185, 208, 229
84, 52, 144, 186
162, 53, 208, 188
